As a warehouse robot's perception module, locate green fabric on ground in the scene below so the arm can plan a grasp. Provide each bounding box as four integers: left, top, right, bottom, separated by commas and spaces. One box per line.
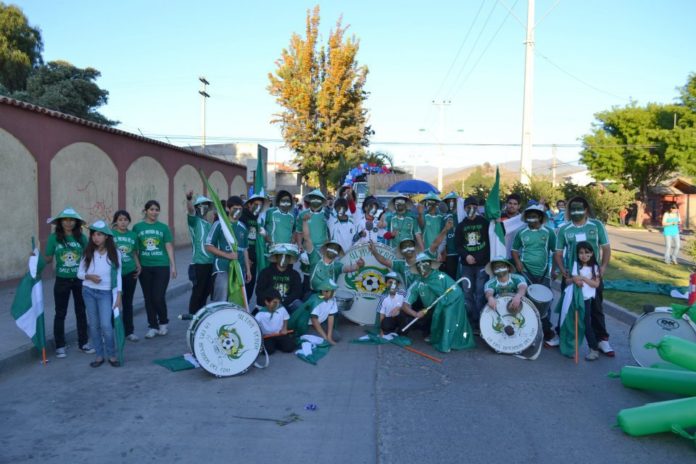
351, 331, 413, 347
295, 341, 331, 365
153, 356, 197, 372
603, 280, 688, 296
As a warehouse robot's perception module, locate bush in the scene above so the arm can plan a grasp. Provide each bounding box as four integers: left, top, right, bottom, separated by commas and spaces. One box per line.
561, 182, 635, 223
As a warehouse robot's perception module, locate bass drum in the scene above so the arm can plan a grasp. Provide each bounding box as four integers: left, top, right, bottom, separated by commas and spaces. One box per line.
187, 302, 263, 377
480, 294, 540, 355
629, 307, 696, 367
337, 242, 397, 326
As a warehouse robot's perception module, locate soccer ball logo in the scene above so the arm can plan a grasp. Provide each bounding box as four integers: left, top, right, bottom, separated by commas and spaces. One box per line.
217, 325, 245, 359
354, 269, 385, 294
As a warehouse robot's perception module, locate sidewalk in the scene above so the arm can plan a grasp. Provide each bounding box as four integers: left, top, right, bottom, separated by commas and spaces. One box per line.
0, 247, 193, 372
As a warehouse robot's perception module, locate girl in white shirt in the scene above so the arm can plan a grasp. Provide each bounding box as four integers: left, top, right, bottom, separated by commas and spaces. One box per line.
78, 221, 123, 368
569, 241, 601, 361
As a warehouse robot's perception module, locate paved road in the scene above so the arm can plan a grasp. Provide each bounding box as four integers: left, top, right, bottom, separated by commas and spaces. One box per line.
1, 292, 693, 464
607, 225, 692, 265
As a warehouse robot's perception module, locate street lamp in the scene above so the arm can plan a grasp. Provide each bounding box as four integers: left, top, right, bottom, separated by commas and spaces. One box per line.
199, 76, 210, 148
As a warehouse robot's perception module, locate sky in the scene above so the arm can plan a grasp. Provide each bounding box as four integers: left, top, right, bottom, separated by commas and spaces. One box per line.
11, 0, 696, 177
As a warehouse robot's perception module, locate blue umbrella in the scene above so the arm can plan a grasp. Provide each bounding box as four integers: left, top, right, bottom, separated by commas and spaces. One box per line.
387, 179, 440, 194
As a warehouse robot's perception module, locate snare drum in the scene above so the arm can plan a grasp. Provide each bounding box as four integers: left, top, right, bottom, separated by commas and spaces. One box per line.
629, 307, 696, 367
480, 294, 540, 354
526, 284, 554, 318
186, 302, 263, 377
335, 290, 356, 312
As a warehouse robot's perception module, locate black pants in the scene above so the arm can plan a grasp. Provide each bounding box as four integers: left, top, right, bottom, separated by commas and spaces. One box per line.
380, 312, 410, 333
264, 334, 296, 354
444, 255, 459, 280
53, 277, 88, 349
121, 271, 138, 336
591, 283, 609, 340
402, 301, 431, 337
139, 266, 170, 329
188, 263, 213, 314
245, 257, 257, 302
584, 298, 599, 350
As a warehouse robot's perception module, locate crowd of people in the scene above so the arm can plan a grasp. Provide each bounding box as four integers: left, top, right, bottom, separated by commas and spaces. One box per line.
44, 184, 637, 367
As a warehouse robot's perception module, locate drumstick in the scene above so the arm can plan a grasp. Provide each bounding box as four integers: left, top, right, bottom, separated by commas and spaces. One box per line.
263, 330, 294, 340
401, 277, 469, 333
403, 345, 443, 363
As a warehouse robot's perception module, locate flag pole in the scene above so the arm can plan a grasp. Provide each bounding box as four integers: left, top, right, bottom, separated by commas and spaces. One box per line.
31, 236, 48, 366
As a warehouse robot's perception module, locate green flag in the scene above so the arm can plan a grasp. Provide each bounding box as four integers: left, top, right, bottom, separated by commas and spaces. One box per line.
485, 167, 506, 259
199, 169, 249, 310
11, 243, 46, 353
253, 153, 269, 275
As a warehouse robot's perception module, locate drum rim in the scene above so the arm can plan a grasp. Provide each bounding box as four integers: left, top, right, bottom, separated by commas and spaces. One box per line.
628, 309, 696, 367
527, 284, 553, 302
479, 293, 540, 354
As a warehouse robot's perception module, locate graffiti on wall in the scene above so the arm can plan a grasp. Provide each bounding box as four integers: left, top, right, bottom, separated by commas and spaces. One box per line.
75, 180, 116, 223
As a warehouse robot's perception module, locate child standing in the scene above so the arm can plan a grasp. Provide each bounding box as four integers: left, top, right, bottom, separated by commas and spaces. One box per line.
77, 221, 122, 367
44, 207, 94, 358
569, 241, 602, 361
254, 289, 295, 354
112, 210, 140, 341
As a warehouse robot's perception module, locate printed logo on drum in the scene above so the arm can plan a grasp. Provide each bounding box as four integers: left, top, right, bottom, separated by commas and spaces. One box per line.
218, 324, 247, 359
656, 318, 680, 331
344, 266, 387, 295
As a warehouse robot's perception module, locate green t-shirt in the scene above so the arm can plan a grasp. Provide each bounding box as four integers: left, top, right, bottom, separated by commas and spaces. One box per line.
187, 214, 214, 265
133, 221, 173, 267
112, 229, 139, 275
422, 213, 443, 251
265, 208, 295, 245
392, 259, 417, 289
555, 218, 609, 271
296, 209, 329, 248
385, 213, 421, 248
205, 220, 248, 274
45, 232, 88, 278
308, 249, 343, 291
484, 273, 527, 296
512, 226, 556, 277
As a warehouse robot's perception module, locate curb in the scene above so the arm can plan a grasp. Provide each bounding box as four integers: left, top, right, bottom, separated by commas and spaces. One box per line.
0, 280, 192, 372
602, 299, 638, 326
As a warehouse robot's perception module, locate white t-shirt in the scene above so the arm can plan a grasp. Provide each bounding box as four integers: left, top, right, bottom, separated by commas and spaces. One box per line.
328, 216, 357, 255
310, 298, 338, 324
254, 307, 290, 335
377, 291, 405, 316
578, 265, 598, 300
77, 250, 122, 292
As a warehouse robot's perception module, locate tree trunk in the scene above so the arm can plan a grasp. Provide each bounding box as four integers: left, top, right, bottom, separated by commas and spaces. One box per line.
634, 200, 645, 227
319, 173, 328, 196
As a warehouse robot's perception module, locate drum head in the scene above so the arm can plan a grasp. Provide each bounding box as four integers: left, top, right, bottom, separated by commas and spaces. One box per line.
338, 242, 397, 326
480, 295, 540, 354
629, 309, 696, 367
334, 290, 356, 312
190, 304, 262, 376
527, 284, 553, 304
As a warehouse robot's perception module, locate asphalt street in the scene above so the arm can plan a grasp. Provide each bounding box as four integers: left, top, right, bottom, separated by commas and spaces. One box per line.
607, 225, 692, 265
1, 291, 694, 464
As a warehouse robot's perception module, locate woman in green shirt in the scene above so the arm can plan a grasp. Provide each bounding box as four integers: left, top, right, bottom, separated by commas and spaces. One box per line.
133, 200, 176, 339
112, 210, 141, 341
44, 207, 93, 358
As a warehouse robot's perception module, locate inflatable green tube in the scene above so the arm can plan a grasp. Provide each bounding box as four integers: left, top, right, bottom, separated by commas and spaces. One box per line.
612, 366, 696, 396
645, 335, 696, 372
617, 396, 696, 438
649, 362, 689, 371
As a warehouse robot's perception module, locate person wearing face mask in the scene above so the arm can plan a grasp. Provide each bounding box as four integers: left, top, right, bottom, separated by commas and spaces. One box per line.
552, 196, 613, 356
442, 192, 462, 279
255, 243, 303, 313
328, 198, 358, 255
454, 196, 493, 329
303, 213, 364, 292
401, 253, 475, 352
241, 193, 268, 300
337, 184, 357, 217
511, 204, 556, 340
263, 190, 296, 246
355, 197, 386, 245
417, 192, 446, 258
382, 194, 424, 251
205, 196, 252, 303
185, 192, 215, 315
553, 200, 567, 229
295, 189, 331, 294
483, 257, 528, 312
377, 272, 408, 335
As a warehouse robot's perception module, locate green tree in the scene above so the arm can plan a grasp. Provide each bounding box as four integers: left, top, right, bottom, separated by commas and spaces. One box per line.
561, 182, 635, 223
0, 2, 43, 92
11, 60, 117, 126
268, 6, 371, 194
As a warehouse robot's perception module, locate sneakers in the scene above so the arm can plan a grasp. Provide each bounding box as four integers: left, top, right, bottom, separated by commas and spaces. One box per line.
544, 335, 560, 347
145, 328, 158, 339
127, 333, 140, 342
585, 349, 600, 361
158, 324, 168, 336
80, 344, 96, 354
56, 347, 67, 358
598, 339, 615, 357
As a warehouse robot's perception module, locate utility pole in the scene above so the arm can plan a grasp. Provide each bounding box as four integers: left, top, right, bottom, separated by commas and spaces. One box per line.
519, 0, 535, 184
551, 144, 557, 187
199, 76, 210, 148
433, 100, 451, 192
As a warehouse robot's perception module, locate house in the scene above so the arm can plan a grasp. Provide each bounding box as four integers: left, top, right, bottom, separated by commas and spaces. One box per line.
647, 177, 696, 230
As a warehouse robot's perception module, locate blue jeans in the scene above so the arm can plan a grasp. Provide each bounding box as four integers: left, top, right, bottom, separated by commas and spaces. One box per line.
460, 264, 487, 327
83, 287, 115, 359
